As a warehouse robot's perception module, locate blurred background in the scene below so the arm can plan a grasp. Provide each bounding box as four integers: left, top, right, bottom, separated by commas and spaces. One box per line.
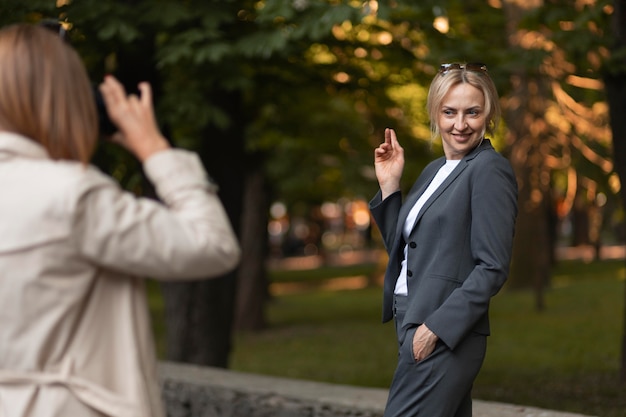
2, 1, 626, 415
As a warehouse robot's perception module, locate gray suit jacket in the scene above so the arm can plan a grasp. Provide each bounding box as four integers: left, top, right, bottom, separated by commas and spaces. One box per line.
370, 139, 518, 350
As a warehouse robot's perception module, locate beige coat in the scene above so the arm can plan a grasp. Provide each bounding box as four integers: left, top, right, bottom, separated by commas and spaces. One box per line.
0, 132, 241, 417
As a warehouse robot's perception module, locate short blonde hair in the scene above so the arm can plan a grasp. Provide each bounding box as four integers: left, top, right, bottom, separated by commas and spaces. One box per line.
426, 65, 501, 142
0, 24, 97, 163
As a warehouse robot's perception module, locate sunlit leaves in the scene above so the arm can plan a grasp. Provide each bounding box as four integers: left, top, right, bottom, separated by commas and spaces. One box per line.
255, 0, 297, 23
522, 0, 614, 72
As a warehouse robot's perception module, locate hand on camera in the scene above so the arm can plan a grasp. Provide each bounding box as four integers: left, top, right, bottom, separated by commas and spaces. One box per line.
98, 75, 170, 162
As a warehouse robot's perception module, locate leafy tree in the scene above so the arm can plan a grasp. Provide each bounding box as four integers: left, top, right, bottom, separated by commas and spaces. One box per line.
511, 0, 625, 381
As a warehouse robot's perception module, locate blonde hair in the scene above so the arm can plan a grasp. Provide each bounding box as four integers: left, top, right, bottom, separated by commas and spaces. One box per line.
426, 66, 501, 143
0, 24, 97, 163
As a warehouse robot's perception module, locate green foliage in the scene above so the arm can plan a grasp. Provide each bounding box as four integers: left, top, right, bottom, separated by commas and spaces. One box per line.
0, 0, 57, 26
3, 0, 620, 209
0, 0, 528, 205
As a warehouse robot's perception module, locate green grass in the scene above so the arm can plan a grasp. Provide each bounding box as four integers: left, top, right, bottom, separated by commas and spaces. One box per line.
149, 258, 626, 417
475, 272, 625, 416
231, 287, 397, 387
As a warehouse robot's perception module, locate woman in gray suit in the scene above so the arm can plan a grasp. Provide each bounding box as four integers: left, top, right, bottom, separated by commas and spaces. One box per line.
370, 63, 518, 417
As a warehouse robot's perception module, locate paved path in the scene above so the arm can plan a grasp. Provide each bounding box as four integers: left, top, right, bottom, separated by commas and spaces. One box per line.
473, 400, 596, 417
162, 362, 598, 417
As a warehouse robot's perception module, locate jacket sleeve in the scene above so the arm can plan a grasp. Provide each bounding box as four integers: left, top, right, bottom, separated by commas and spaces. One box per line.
73, 148, 241, 280
424, 154, 518, 349
369, 190, 403, 254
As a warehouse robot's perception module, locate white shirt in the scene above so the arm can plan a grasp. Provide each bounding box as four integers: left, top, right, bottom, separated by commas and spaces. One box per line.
394, 159, 460, 295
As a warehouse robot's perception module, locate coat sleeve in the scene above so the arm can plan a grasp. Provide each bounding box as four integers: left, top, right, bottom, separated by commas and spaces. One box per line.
424, 154, 518, 349
73, 149, 241, 280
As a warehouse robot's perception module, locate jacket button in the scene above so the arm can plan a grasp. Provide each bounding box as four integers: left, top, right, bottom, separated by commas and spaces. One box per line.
409, 242, 417, 248
407, 270, 413, 277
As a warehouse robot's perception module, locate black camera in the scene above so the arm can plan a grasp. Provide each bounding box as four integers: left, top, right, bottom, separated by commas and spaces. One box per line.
94, 87, 117, 136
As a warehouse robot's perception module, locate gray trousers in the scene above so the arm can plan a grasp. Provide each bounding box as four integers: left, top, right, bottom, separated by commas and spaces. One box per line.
383, 295, 487, 417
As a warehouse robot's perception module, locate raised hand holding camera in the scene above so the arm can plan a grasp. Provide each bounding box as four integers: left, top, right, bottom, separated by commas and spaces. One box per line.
98, 75, 170, 162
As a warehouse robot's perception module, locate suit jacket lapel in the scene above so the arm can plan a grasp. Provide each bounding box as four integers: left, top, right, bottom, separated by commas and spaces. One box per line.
410, 161, 467, 230
405, 139, 493, 234
394, 158, 445, 242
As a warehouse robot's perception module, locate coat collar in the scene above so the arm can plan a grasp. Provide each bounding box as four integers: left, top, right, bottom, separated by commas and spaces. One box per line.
461, 137, 493, 162
0, 131, 50, 160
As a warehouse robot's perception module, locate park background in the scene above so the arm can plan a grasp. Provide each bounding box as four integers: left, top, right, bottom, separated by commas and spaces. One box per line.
3, 0, 626, 416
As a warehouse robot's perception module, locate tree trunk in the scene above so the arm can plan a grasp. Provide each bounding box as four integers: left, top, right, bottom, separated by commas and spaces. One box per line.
603, 0, 626, 384
605, 72, 626, 382
571, 187, 591, 247
506, 137, 552, 310
163, 90, 245, 368
502, 0, 552, 310
162, 276, 237, 367
234, 155, 270, 331
622, 279, 626, 383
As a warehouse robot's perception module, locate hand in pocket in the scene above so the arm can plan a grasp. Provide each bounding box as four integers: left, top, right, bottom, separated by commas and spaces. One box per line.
412, 324, 439, 362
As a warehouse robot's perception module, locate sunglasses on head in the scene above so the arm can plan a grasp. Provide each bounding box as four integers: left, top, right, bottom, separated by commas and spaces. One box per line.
439, 63, 488, 75
39, 20, 68, 43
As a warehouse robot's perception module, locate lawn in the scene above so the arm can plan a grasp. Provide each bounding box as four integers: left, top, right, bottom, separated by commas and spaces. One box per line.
474, 261, 625, 416
150, 258, 626, 417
